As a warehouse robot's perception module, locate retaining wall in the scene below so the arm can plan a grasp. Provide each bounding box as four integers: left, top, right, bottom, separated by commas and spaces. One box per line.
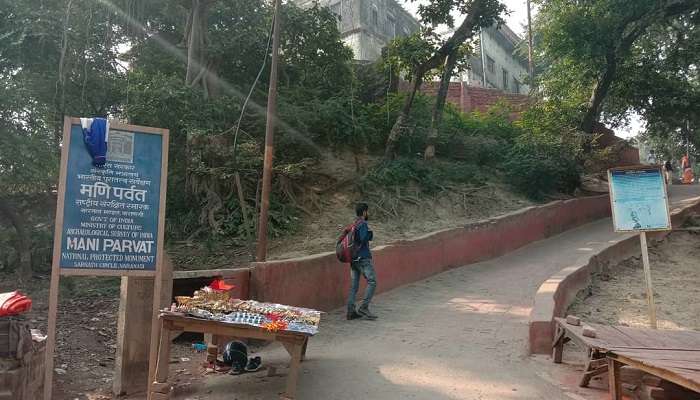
250, 195, 611, 311
529, 197, 700, 354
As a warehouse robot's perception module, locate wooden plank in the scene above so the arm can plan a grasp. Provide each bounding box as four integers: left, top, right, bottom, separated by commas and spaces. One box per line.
153, 320, 172, 386
611, 351, 700, 394
148, 127, 170, 391
282, 341, 304, 400
553, 318, 700, 351
44, 115, 73, 400
639, 232, 658, 329
553, 324, 565, 364
608, 358, 622, 400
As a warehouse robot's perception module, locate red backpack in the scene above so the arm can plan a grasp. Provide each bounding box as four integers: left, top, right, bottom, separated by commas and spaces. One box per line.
336, 220, 361, 263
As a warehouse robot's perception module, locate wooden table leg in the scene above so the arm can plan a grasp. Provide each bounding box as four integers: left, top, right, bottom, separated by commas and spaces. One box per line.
580, 356, 608, 387
607, 358, 622, 400
552, 324, 566, 364
281, 341, 304, 400
301, 337, 308, 361
149, 320, 172, 400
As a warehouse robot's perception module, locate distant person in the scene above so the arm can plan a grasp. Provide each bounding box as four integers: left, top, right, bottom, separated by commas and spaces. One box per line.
663, 160, 674, 185
681, 155, 694, 184
346, 202, 378, 321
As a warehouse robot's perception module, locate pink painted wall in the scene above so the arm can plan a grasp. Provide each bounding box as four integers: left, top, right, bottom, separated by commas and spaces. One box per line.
251, 195, 611, 311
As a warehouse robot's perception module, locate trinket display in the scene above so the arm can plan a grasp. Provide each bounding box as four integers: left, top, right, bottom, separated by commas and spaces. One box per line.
173, 284, 322, 335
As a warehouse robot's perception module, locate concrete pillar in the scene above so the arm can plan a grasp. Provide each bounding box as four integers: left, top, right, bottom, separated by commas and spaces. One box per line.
112, 255, 173, 396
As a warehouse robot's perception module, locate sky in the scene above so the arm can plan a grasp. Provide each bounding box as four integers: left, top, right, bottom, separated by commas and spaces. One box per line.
399, 0, 641, 139
401, 0, 534, 37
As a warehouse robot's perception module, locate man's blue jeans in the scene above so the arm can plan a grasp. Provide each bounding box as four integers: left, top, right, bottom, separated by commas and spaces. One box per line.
347, 258, 377, 312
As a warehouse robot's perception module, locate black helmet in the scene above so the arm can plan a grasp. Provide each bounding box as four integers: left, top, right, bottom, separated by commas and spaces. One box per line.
222, 341, 248, 368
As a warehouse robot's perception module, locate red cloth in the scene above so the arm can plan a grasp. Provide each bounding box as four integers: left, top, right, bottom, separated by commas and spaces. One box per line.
209, 278, 235, 292
0, 291, 32, 317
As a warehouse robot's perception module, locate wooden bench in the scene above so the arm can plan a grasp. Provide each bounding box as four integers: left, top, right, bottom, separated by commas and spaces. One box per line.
149, 313, 310, 400
608, 348, 700, 400
552, 317, 700, 388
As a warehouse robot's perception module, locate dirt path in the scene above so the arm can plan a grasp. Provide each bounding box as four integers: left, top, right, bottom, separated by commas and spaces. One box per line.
167, 186, 700, 400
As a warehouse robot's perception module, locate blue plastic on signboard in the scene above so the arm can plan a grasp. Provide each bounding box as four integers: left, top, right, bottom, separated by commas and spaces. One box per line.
609, 168, 670, 232
59, 124, 163, 271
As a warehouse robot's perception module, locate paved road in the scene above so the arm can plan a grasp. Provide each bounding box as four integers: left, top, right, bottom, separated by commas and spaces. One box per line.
186, 185, 700, 400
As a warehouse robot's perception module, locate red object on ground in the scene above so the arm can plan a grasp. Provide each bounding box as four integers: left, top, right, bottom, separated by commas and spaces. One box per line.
0, 291, 32, 317
209, 278, 235, 292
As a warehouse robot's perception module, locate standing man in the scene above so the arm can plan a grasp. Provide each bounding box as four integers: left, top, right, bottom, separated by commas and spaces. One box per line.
347, 203, 378, 320
664, 160, 674, 185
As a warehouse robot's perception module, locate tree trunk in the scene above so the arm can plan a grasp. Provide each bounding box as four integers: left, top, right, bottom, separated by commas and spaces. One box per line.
580, 52, 617, 134
185, 0, 213, 99
0, 198, 32, 281
384, 70, 423, 160
425, 51, 459, 161
383, 0, 491, 159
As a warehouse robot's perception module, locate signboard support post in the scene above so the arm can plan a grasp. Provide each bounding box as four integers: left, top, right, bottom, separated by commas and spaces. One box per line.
639, 232, 657, 329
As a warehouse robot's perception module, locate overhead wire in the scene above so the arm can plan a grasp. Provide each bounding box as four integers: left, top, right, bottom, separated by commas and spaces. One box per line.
231, 11, 275, 166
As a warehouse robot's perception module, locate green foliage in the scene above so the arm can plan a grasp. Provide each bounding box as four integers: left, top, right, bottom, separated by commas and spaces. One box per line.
501, 102, 584, 199
535, 0, 700, 128
504, 131, 582, 200
364, 93, 519, 165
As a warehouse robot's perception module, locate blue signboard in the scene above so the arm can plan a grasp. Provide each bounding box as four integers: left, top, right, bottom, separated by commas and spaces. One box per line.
59, 122, 166, 272
608, 167, 671, 232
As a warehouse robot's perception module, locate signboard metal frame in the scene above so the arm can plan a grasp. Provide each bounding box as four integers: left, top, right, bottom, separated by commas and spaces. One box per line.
44, 117, 169, 399
608, 165, 672, 233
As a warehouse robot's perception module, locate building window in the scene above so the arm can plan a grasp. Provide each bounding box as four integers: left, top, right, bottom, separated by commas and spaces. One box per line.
330, 2, 341, 29
513, 78, 520, 94
486, 56, 495, 73
502, 68, 509, 91
387, 14, 396, 38
371, 6, 378, 27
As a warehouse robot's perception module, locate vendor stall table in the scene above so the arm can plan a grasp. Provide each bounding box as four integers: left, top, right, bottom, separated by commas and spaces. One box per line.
607, 349, 700, 400
149, 312, 310, 400
552, 317, 700, 388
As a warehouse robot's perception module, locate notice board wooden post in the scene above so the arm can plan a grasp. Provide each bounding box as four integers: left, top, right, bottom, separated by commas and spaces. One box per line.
44, 117, 169, 400
639, 232, 657, 328
608, 166, 670, 330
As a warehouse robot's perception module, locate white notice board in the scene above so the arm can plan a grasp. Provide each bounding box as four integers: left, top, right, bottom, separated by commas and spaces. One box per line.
608, 166, 671, 232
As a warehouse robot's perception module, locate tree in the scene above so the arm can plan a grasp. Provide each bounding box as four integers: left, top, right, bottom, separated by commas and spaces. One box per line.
0, 0, 128, 278
424, 44, 471, 160
383, 0, 506, 160
0, 77, 59, 280
613, 8, 699, 143
535, 0, 700, 133
123, 0, 356, 238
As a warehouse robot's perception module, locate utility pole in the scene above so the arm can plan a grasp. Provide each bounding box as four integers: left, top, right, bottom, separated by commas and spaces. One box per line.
527, 0, 534, 85
256, 0, 281, 262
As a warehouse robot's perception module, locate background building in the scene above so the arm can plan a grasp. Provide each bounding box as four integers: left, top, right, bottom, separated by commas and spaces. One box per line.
294, 0, 421, 62
295, 1, 529, 96
461, 24, 530, 95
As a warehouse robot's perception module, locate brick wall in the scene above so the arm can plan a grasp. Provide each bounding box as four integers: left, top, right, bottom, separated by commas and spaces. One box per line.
401, 81, 531, 119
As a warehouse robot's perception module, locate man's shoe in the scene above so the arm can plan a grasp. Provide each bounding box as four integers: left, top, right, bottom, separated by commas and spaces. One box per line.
357, 306, 377, 320
346, 310, 362, 320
